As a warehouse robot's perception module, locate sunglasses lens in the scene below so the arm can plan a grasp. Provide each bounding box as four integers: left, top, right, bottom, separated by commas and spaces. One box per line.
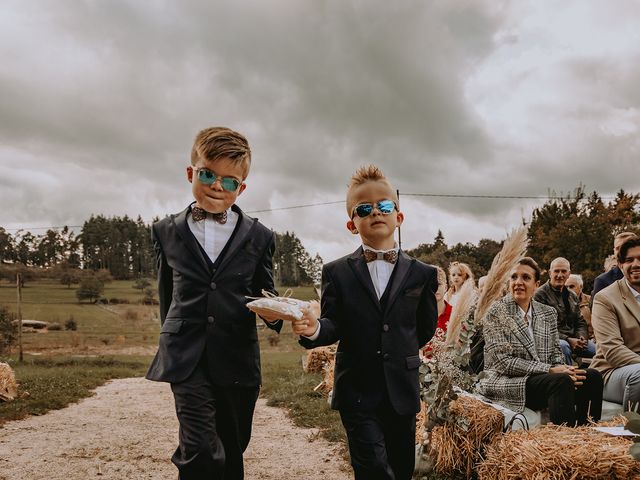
355, 204, 373, 218
197, 169, 216, 184
377, 200, 395, 214
220, 177, 240, 192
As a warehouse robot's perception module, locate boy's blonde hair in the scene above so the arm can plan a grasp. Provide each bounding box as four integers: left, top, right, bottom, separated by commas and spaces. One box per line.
190, 127, 252, 178
346, 165, 399, 215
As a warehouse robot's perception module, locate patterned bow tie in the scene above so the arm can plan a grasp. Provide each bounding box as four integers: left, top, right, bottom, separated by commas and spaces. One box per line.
363, 249, 398, 264
191, 206, 227, 224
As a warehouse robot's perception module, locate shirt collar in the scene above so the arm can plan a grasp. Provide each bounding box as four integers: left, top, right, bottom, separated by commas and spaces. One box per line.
625, 279, 640, 301
516, 303, 533, 321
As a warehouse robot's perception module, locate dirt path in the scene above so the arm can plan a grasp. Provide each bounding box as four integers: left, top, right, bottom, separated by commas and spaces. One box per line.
0, 377, 350, 480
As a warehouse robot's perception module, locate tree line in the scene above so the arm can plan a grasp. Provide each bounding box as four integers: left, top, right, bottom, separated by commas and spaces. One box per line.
1, 188, 638, 290
406, 188, 640, 292
0, 217, 323, 287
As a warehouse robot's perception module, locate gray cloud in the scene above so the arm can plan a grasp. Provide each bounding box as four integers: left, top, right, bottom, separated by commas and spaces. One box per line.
1, 0, 639, 261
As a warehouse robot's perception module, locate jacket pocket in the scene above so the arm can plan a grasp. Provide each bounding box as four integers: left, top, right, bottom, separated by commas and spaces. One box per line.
403, 286, 423, 298
405, 354, 422, 369
161, 319, 184, 334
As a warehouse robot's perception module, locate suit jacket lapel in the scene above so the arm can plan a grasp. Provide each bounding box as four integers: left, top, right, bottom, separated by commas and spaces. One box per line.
213, 204, 256, 278
172, 206, 210, 278
618, 280, 640, 326
383, 251, 413, 315
347, 247, 381, 311
506, 297, 540, 361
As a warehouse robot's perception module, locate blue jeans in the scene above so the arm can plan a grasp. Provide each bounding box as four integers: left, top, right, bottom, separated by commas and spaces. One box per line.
559, 339, 596, 365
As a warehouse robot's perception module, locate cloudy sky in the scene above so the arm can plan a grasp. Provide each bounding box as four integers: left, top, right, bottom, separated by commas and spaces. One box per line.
1, 0, 639, 261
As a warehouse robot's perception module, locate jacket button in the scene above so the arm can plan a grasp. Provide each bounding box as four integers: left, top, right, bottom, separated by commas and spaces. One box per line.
383, 324, 389, 332
383, 353, 390, 360
210, 282, 217, 290
207, 316, 215, 324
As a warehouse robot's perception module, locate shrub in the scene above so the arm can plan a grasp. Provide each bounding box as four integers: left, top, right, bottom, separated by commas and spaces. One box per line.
76, 276, 105, 303
0, 306, 17, 355
64, 316, 78, 331
48, 323, 62, 331
133, 277, 151, 290
124, 309, 139, 321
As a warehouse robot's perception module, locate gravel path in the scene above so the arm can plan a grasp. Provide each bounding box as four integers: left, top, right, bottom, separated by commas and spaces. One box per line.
0, 377, 350, 480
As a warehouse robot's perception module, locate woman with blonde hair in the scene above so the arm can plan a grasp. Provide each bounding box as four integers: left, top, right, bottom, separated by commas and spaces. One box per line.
444, 261, 475, 306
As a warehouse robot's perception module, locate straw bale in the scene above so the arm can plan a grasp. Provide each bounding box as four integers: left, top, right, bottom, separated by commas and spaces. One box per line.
312, 357, 335, 396
304, 346, 336, 374
415, 401, 427, 444
0, 362, 18, 402
477, 424, 640, 480
427, 395, 504, 478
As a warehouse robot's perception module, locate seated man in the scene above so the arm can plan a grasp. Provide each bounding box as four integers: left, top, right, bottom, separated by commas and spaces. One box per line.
591, 237, 640, 410
592, 231, 638, 301
534, 257, 595, 365
565, 274, 593, 340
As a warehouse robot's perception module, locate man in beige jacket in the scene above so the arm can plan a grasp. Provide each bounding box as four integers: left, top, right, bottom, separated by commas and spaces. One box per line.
591, 237, 640, 409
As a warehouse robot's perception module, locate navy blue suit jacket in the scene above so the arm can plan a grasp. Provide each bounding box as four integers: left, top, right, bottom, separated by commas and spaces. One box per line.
146, 204, 282, 386
591, 266, 623, 304
299, 248, 437, 416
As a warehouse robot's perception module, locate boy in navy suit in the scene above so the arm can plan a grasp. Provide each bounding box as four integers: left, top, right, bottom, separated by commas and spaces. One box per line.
146, 127, 282, 480
293, 165, 437, 480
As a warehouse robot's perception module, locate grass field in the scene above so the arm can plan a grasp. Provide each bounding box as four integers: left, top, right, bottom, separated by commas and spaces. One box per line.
0, 279, 160, 352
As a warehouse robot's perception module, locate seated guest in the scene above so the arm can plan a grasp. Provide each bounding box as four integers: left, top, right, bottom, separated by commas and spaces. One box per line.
478, 257, 603, 426
565, 274, 593, 340
534, 257, 595, 365
444, 261, 475, 306
591, 237, 640, 410
422, 266, 452, 358
592, 232, 638, 301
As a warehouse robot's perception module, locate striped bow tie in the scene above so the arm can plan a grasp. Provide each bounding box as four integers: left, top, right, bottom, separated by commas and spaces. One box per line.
191, 206, 227, 224
363, 249, 397, 264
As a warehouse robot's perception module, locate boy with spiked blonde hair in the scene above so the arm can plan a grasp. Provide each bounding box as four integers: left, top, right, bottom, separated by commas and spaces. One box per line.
294, 165, 438, 480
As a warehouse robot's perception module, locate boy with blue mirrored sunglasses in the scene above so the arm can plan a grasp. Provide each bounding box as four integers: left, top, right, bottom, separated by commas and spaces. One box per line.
293, 165, 438, 480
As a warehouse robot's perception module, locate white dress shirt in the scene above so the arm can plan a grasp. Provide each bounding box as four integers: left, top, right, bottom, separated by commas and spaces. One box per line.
304, 244, 399, 341
186, 207, 238, 263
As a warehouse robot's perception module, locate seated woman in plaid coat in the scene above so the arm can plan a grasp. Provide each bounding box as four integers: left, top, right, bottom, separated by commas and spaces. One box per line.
477, 257, 603, 426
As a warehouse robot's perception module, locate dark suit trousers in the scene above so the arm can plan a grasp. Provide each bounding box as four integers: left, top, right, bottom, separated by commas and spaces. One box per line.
525, 369, 603, 426
339, 396, 416, 480
170, 356, 259, 480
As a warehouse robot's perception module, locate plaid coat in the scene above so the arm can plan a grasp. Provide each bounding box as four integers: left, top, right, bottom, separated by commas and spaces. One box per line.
477, 294, 565, 412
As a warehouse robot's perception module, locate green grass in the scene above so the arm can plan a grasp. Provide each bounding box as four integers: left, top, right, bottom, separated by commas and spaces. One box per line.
260, 351, 346, 445
0, 355, 152, 425
0, 279, 159, 351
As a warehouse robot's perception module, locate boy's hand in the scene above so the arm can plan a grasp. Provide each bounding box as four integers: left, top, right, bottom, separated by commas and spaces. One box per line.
292, 301, 320, 337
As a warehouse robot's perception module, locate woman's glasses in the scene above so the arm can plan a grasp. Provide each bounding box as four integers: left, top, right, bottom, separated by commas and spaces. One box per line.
351, 199, 397, 218
193, 167, 241, 192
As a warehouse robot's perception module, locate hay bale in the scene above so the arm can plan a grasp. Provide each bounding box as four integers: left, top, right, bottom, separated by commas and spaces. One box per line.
304, 346, 336, 374
0, 362, 18, 402
477, 424, 640, 480
416, 401, 427, 444
427, 395, 504, 478
313, 357, 335, 396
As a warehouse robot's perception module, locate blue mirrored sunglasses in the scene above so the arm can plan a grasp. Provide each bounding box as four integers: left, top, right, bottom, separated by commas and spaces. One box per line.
194, 167, 241, 192
352, 199, 397, 218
